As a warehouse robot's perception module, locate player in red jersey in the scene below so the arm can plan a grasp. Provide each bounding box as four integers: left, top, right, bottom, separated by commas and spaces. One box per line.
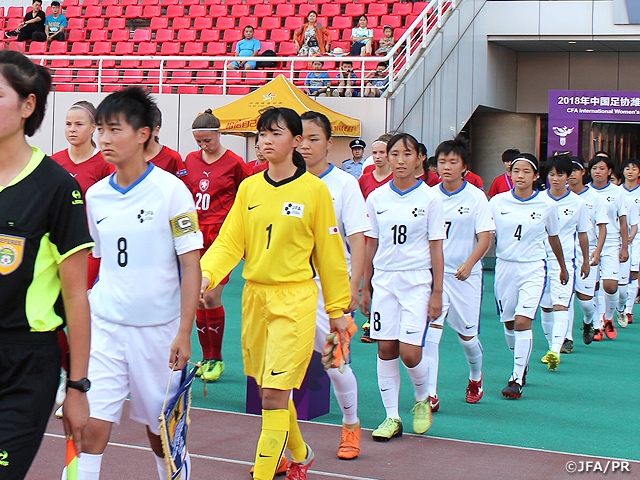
416, 143, 440, 187
144, 105, 186, 177
359, 137, 393, 200
183, 109, 248, 382
247, 137, 269, 175
488, 148, 520, 197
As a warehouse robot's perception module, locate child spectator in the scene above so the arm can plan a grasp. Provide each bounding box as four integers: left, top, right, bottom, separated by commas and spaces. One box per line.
5, 0, 46, 41
304, 61, 331, 97
45, 1, 67, 42
231, 26, 261, 70
375, 26, 395, 56
364, 62, 389, 97
332, 61, 359, 98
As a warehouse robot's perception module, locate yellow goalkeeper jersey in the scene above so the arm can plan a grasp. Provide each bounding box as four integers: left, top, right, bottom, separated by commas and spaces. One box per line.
201, 168, 350, 319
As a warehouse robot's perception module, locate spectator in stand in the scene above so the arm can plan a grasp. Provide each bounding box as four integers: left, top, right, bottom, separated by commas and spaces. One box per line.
342, 138, 366, 179
332, 61, 360, 98
375, 26, 395, 56
488, 148, 520, 197
294, 11, 331, 57
230, 26, 261, 71
144, 105, 186, 177
5, 0, 46, 41
351, 15, 374, 56
45, 1, 67, 42
304, 60, 331, 97
364, 62, 389, 97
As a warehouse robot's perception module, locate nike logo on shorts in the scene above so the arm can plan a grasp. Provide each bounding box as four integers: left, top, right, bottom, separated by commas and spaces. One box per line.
381, 388, 391, 392
465, 325, 474, 330
97, 216, 108, 224
377, 210, 389, 214
271, 370, 286, 376
500, 212, 510, 215
406, 330, 419, 335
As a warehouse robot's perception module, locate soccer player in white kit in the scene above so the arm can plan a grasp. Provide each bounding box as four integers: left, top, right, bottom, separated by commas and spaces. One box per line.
588, 155, 628, 340
620, 158, 640, 326
361, 133, 445, 440
299, 112, 370, 459
424, 136, 494, 408
539, 155, 591, 370
568, 159, 608, 345
489, 154, 568, 399
76, 88, 203, 480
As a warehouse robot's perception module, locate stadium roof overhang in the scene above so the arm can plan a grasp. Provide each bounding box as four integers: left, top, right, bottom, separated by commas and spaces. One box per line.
488, 36, 640, 53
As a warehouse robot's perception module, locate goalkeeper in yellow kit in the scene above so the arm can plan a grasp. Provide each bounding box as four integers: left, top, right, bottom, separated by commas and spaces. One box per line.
200, 107, 350, 480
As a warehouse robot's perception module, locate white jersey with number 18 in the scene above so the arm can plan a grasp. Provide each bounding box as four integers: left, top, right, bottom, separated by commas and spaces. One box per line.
365, 180, 446, 271
489, 190, 559, 262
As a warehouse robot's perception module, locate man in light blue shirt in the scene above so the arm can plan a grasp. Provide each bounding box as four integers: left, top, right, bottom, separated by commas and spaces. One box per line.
45, 1, 67, 42
231, 26, 261, 70
341, 138, 366, 179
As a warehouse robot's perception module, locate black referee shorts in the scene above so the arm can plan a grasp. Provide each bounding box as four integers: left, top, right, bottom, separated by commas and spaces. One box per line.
0, 331, 61, 480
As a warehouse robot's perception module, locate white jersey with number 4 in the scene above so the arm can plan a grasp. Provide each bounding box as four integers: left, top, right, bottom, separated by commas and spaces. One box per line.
365, 180, 446, 271
543, 190, 591, 260
590, 182, 627, 248
436, 181, 495, 275
489, 190, 559, 262
86, 164, 203, 327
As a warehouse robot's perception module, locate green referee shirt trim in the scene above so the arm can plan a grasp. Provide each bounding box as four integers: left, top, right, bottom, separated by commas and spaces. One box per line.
0, 147, 45, 193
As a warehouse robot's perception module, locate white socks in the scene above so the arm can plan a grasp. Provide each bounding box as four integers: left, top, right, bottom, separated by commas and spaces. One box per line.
541, 310, 554, 346
618, 284, 628, 313
377, 357, 400, 418
511, 330, 533, 385
551, 310, 569, 353
422, 327, 442, 397
579, 297, 596, 325
326, 364, 359, 425
404, 359, 430, 403
504, 325, 515, 353
566, 301, 574, 341
604, 291, 618, 321
155, 452, 191, 480
76, 453, 103, 480
626, 279, 638, 313
459, 336, 483, 381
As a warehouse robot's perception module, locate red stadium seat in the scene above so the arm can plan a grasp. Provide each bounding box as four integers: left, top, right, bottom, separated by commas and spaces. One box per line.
244, 70, 267, 85
160, 42, 180, 55
63, 0, 79, 5
48, 59, 70, 68
345, 4, 366, 17
320, 4, 340, 17
182, 0, 202, 6
133, 29, 152, 42
188, 5, 207, 17
67, 17, 84, 30
203, 85, 223, 94
167, 70, 192, 84
380, 15, 402, 29
70, 42, 89, 55
114, 41, 134, 55
89, 30, 108, 41
177, 86, 199, 94
71, 59, 94, 69
105, 18, 125, 30
225, 70, 243, 85
298, 5, 316, 18
142, 59, 161, 69
143, 6, 162, 18
52, 70, 73, 83
84, 6, 102, 18
331, 17, 352, 29
165, 60, 186, 69
367, 4, 389, 17
253, 29, 267, 41
199, 30, 220, 42
136, 42, 157, 55
75, 69, 97, 83
161, 0, 180, 5
166, 5, 185, 17
67, 29, 86, 42
284, 17, 303, 29
7, 6, 23, 18
150, 17, 169, 30
110, 29, 130, 42
215, 17, 235, 30
27, 42, 47, 54
205, 43, 226, 55
224, 30, 243, 43
177, 29, 196, 42
260, 17, 281, 30
78, 84, 98, 93
275, 4, 295, 17
187, 59, 209, 69
182, 42, 204, 55
101, 0, 119, 6
82, 0, 100, 5
231, 5, 249, 17
120, 59, 140, 68
207, 5, 226, 17
49, 42, 68, 54
194, 17, 213, 30
104, 6, 123, 18
123, 6, 143, 19
155, 29, 175, 42
64, 6, 82, 18
194, 70, 218, 84
393, 3, 413, 15
254, 5, 273, 17
91, 41, 112, 55
171, 17, 191, 30
227, 86, 251, 95
5, 19, 21, 30
102, 85, 122, 92
277, 43, 297, 56
55, 84, 75, 92
239, 17, 258, 29
260, 40, 276, 52
269, 29, 291, 43
100, 59, 116, 68
87, 18, 105, 30
123, 70, 144, 84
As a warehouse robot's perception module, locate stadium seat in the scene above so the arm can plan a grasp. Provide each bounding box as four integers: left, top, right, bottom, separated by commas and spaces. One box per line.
367, 4, 389, 17
215, 17, 235, 30
161, 0, 180, 5
381, 15, 402, 29
172, 17, 191, 30
239, 17, 259, 29
70, 42, 89, 55
194, 17, 213, 30
123, 70, 144, 84
205, 43, 227, 55
231, 5, 250, 17
345, 4, 366, 17
320, 4, 340, 17
133, 29, 152, 42
167, 70, 192, 84
105, 6, 123, 18
62, 0, 79, 6
253, 29, 267, 41
227, 86, 251, 95
89, 30, 108, 42
78, 84, 98, 93
298, 4, 316, 18
91, 41, 112, 55
166, 5, 185, 17
110, 29, 130, 42
278, 43, 297, 56
165, 60, 186, 69
49, 42, 68, 54
143, 6, 162, 18
182, 42, 204, 55
67, 29, 86, 42
114, 41, 134, 55
187, 59, 209, 69
136, 42, 157, 55
155, 29, 175, 42
177, 29, 197, 42
55, 84, 75, 92
48, 59, 70, 68
176, 86, 198, 94
260, 40, 276, 52
75, 69, 97, 83
124, 6, 143, 19
275, 4, 295, 17
87, 18, 105, 30
102, 85, 122, 92
254, 5, 273, 17
188, 5, 207, 17
245, 70, 267, 85
194, 70, 218, 85
160, 43, 180, 55
284, 17, 303, 29
84, 6, 102, 18
269, 29, 291, 43
203, 85, 223, 95
6, 6, 23, 18
261, 17, 281, 30
67, 17, 84, 30
27, 42, 47, 54
101, 0, 119, 6
224, 30, 243, 43
64, 6, 82, 18
182, 0, 202, 6
5, 18, 21, 30
225, 70, 243, 85
82, 0, 100, 5
105, 18, 125, 30
199, 30, 220, 42
150, 17, 169, 30
331, 17, 352, 29
52, 71, 73, 84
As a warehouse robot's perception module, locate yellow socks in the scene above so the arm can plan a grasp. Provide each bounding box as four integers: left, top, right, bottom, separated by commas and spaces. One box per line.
287, 399, 307, 462
253, 409, 289, 480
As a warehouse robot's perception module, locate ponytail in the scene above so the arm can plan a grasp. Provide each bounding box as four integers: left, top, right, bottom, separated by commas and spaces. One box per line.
292, 150, 306, 171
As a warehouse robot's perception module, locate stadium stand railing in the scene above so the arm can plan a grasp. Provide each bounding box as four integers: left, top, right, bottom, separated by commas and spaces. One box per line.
1, 0, 457, 96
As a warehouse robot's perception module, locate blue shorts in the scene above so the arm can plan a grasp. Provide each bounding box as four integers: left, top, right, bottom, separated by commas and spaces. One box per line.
232, 60, 256, 69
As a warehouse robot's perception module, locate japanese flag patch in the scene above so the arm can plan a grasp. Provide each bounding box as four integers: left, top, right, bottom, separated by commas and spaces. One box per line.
329, 226, 339, 235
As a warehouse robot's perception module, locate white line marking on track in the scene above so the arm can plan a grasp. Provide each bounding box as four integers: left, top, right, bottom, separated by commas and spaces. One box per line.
43, 433, 380, 480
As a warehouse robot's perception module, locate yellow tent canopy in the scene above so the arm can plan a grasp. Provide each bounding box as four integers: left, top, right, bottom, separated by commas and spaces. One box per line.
213, 75, 361, 137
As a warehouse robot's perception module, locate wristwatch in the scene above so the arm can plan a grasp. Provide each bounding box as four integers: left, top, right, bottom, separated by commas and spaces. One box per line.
66, 377, 91, 393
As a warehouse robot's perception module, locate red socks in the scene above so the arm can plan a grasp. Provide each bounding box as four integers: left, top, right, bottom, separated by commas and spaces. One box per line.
196, 306, 225, 360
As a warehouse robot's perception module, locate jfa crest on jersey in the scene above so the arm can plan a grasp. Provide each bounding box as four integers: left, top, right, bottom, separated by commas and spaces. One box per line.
543, 190, 591, 260
590, 182, 627, 246
576, 186, 608, 252
365, 180, 446, 271
489, 190, 559, 262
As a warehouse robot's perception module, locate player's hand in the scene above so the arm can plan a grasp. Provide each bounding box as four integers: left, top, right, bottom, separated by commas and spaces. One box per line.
620, 247, 629, 263
454, 262, 472, 281
322, 316, 357, 372
428, 290, 443, 320
63, 389, 89, 455
559, 267, 569, 285
580, 261, 590, 279
360, 288, 371, 317
590, 250, 601, 266
330, 315, 348, 341
169, 331, 191, 370
200, 277, 210, 297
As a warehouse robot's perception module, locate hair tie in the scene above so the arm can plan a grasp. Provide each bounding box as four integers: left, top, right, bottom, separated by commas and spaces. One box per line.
70, 104, 95, 123
511, 157, 538, 172
572, 161, 585, 170
192, 128, 220, 132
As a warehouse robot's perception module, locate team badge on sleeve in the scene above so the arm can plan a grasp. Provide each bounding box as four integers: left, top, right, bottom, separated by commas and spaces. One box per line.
170, 212, 199, 238
0, 234, 25, 275
329, 226, 339, 235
